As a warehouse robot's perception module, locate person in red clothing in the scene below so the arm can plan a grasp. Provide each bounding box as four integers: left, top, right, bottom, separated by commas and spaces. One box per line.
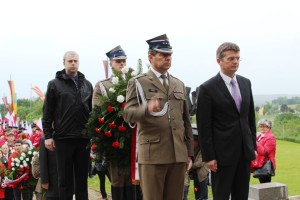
5, 130, 15, 151
0, 150, 6, 199
29, 127, 44, 148
8, 140, 23, 169
251, 119, 276, 183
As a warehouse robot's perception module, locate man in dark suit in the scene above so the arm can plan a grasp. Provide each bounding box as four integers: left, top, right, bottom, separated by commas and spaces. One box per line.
196, 42, 256, 200
123, 34, 193, 200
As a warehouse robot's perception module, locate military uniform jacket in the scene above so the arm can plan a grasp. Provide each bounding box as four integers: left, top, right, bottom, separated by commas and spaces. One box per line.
92, 78, 113, 107
123, 70, 193, 164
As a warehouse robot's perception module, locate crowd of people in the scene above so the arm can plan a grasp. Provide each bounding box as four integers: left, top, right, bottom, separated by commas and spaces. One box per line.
0, 34, 277, 200
0, 123, 44, 200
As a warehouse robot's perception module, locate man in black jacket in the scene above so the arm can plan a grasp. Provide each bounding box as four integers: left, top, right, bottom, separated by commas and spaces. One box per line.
42, 51, 93, 200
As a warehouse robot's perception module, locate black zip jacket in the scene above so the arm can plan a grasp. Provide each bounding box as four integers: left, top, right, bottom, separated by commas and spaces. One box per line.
42, 69, 93, 140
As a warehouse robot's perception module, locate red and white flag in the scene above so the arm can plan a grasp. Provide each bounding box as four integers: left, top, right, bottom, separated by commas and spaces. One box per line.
36, 117, 43, 131
4, 112, 10, 123
25, 121, 33, 135
9, 111, 16, 126
2, 96, 11, 113
32, 86, 45, 102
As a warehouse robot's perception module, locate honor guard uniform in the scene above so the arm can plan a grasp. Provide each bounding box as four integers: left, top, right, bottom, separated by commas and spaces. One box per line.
123, 34, 193, 200
92, 45, 135, 200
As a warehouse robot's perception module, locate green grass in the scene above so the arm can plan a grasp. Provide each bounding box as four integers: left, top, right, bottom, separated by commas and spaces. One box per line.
88, 140, 300, 198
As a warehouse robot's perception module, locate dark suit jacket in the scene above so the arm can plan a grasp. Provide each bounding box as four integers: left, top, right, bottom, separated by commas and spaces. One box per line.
196, 73, 256, 166
39, 137, 59, 198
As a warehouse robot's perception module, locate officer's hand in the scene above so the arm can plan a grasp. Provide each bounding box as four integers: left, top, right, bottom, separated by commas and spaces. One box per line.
148, 96, 161, 113
45, 138, 55, 151
205, 160, 218, 172
42, 183, 49, 189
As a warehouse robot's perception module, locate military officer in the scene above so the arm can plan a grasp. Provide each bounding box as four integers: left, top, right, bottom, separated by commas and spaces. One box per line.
92, 45, 135, 200
123, 34, 194, 200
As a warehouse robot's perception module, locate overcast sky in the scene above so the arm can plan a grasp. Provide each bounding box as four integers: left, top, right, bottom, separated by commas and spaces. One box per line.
1, 0, 300, 103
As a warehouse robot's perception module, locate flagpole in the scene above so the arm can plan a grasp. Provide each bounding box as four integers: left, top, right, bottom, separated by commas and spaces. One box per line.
30, 84, 32, 123
10, 74, 12, 112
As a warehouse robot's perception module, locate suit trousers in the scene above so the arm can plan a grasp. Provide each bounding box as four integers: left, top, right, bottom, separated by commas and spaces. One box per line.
55, 139, 90, 200
13, 187, 34, 200
211, 153, 251, 200
139, 163, 186, 200
109, 164, 135, 200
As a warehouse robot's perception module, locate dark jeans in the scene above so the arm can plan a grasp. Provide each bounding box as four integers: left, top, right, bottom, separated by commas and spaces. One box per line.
13, 187, 34, 200
55, 139, 90, 200
193, 174, 208, 200
4, 187, 14, 200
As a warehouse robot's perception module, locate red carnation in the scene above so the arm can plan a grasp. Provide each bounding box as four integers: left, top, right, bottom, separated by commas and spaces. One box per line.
112, 141, 120, 148
105, 131, 112, 137
122, 102, 126, 109
118, 125, 126, 132
95, 128, 101, 133
98, 117, 105, 124
194, 188, 198, 192
19, 171, 23, 175
91, 144, 97, 150
109, 122, 117, 129
107, 105, 114, 113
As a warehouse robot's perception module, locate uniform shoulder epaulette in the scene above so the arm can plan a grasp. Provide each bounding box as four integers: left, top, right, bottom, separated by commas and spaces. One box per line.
170, 74, 184, 84
133, 73, 147, 79
170, 74, 179, 80
101, 77, 111, 82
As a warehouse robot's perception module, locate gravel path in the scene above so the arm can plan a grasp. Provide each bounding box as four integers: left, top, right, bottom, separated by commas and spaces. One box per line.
88, 188, 112, 200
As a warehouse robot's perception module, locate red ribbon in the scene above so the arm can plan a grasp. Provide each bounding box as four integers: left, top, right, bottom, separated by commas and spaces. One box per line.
130, 126, 138, 181
5, 173, 28, 188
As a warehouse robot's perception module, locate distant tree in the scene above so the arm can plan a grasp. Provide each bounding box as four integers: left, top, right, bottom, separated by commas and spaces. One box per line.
295, 105, 300, 112
280, 104, 289, 112
275, 112, 299, 122
17, 98, 43, 122
255, 106, 260, 112
272, 96, 300, 105
263, 102, 279, 115
17, 98, 31, 107
272, 97, 288, 105
288, 107, 295, 113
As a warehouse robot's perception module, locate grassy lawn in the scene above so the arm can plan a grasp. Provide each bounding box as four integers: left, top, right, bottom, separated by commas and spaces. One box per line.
88, 140, 300, 198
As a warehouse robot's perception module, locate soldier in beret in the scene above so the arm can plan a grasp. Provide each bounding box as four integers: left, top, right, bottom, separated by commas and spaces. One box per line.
123, 34, 194, 200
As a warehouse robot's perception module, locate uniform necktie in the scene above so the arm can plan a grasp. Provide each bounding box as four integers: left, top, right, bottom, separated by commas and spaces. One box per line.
161, 74, 169, 91
230, 79, 241, 112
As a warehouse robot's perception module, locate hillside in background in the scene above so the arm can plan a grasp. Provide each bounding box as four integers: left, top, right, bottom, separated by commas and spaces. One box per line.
254, 94, 300, 106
